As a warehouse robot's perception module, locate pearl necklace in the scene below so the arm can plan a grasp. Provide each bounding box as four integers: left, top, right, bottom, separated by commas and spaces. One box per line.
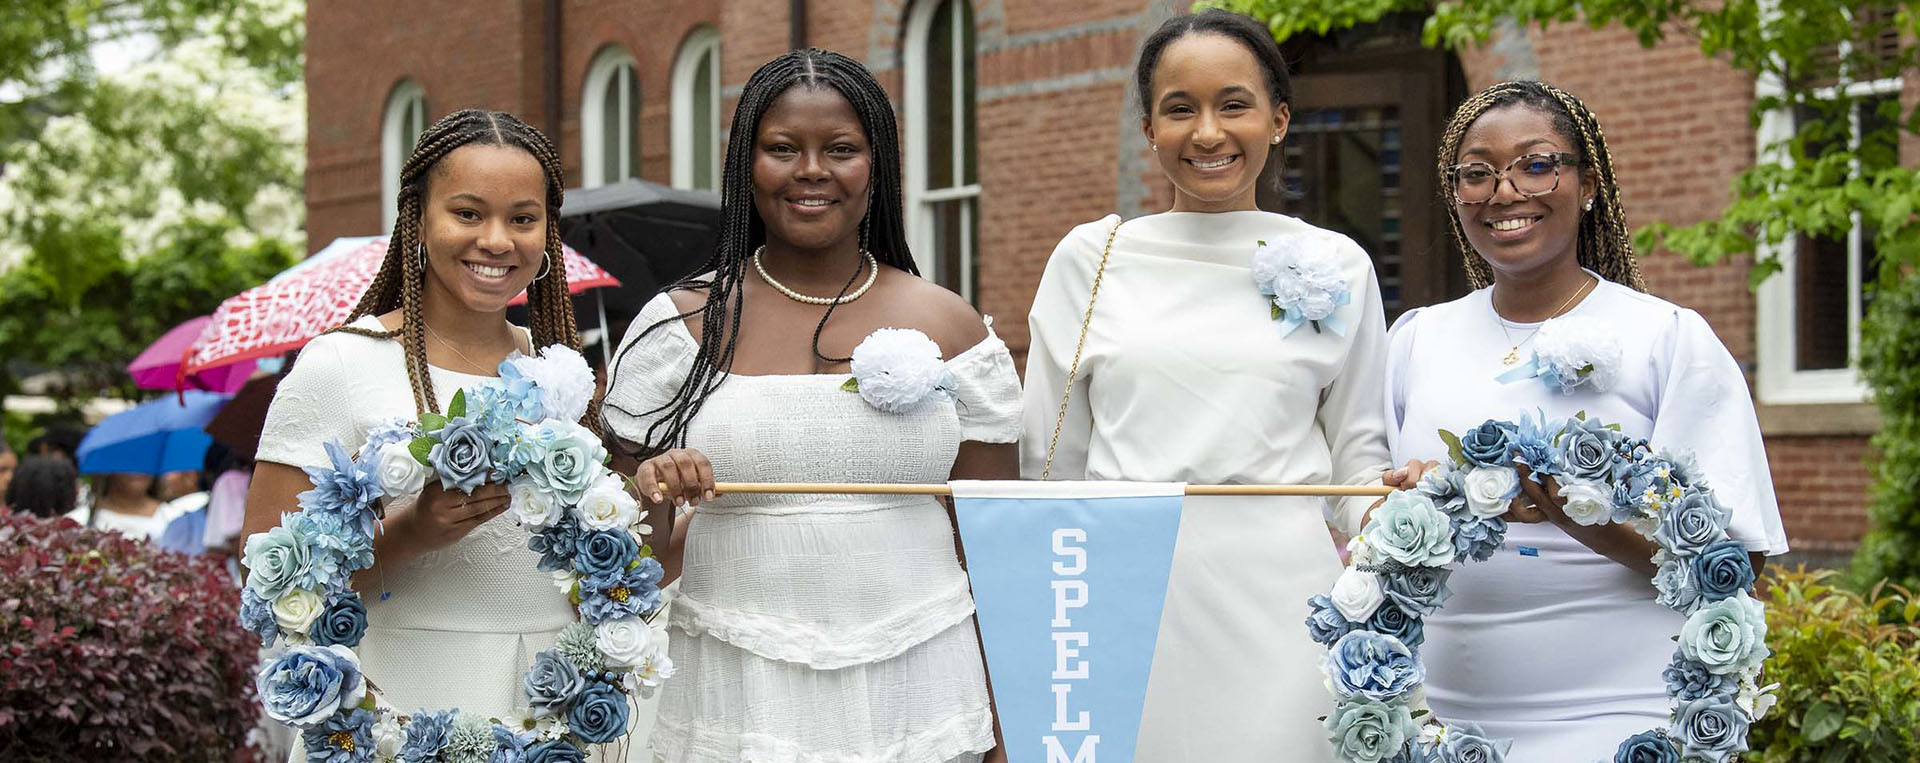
752, 246, 879, 306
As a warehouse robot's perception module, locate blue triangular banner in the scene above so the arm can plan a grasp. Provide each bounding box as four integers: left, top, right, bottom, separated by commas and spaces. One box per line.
951, 481, 1185, 763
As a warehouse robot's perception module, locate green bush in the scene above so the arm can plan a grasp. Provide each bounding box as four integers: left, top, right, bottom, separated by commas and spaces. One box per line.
1750, 568, 1920, 762
1852, 270, 1920, 594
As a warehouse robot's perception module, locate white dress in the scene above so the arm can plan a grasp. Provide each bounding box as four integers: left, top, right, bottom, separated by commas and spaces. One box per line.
1021, 211, 1391, 762
257, 316, 636, 749
1384, 277, 1791, 760
603, 293, 1022, 762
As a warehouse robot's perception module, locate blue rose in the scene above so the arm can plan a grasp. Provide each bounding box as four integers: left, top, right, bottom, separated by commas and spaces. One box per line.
1450, 513, 1506, 563
1416, 463, 1467, 515
523, 649, 585, 718
521, 741, 585, 763
1323, 698, 1417, 763
301, 707, 376, 763
572, 530, 639, 578
1654, 557, 1703, 614
1690, 541, 1755, 603
1669, 694, 1750, 763
400, 708, 456, 763
1656, 489, 1732, 556
1323, 630, 1423, 703
1613, 729, 1681, 763
244, 521, 314, 601
526, 420, 606, 506
1679, 594, 1770, 675
578, 558, 665, 624
1558, 418, 1623, 482
240, 586, 280, 648
528, 518, 582, 573
1459, 421, 1515, 467
1366, 599, 1424, 649
1382, 567, 1452, 616
429, 415, 496, 494
299, 439, 385, 539
567, 683, 632, 744
256, 644, 367, 727
1441, 721, 1511, 763
1662, 652, 1735, 702
1305, 594, 1358, 646
491, 724, 534, 763
310, 592, 369, 648
1368, 491, 1455, 568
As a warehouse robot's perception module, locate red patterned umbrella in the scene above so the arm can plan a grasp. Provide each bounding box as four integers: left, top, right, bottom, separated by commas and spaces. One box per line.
184, 237, 618, 374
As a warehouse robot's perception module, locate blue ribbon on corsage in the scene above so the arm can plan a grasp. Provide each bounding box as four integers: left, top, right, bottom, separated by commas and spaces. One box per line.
1270, 290, 1351, 337
1495, 352, 1594, 393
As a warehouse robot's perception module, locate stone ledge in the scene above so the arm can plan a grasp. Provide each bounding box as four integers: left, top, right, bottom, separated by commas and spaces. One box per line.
1758, 402, 1883, 437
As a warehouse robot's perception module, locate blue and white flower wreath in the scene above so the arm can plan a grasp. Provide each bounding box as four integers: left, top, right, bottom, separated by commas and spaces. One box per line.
241, 346, 671, 763
1308, 413, 1772, 763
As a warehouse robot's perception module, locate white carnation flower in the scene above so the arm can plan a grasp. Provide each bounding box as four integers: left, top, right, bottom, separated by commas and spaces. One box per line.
1329, 567, 1386, 622
1533, 316, 1622, 393
1462, 466, 1521, 518
512, 344, 597, 423
574, 472, 639, 531
374, 442, 428, 501
1557, 478, 1613, 526
509, 475, 563, 528
1249, 239, 1288, 295
594, 617, 655, 667
848, 328, 955, 414
272, 588, 325, 633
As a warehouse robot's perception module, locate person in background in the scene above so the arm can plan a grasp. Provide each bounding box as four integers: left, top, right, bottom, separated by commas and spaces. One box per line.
71, 472, 180, 541
0, 439, 18, 503
5, 455, 79, 518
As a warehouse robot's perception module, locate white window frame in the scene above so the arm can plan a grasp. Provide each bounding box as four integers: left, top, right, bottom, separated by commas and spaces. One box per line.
380, 80, 427, 233
582, 47, 639, 188
903, 0, 980, 300
1752, 49, 1897, 404
671, 26, 722, 190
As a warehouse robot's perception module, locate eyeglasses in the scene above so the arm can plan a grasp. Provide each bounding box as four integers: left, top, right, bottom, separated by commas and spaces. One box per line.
1446, 152, 1581, 204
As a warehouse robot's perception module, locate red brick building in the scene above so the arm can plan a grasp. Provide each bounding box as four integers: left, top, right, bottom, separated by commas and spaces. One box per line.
304, 1, 1886, 565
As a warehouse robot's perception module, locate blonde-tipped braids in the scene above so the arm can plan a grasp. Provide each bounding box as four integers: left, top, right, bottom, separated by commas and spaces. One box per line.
1437, 81, 1647, 292
333, 109, 587, 423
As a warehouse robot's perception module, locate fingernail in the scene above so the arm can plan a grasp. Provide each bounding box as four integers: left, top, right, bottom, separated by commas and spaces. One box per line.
705, 490, 715, 501
653, 493, 664, 502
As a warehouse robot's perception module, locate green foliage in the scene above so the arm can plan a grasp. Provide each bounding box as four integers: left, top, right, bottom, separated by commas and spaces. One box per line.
1852, 273, 1920, 593
1750, 568, 1920, 762
0, 0, 304, 91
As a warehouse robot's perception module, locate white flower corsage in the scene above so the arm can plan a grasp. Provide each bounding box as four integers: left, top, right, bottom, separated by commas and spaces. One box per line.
1497, 315, 1621, 394
841, 328, 957, 413
1251, 234, 1351, 336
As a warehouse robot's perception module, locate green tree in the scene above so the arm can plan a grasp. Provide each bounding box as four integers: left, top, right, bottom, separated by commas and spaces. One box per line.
1208, 0, 1920, 590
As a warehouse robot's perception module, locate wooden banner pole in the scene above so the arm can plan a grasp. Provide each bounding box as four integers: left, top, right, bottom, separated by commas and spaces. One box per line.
681, 482, 1395, 498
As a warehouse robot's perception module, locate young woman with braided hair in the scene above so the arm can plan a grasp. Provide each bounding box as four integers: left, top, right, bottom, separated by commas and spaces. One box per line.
1382, 81, 1788, 757
243, 109, 612, 742
601, 48, 1015, 762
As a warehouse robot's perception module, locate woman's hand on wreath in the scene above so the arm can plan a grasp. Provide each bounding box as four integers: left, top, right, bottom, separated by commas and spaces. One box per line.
637, 448, 715, 510
1503, 466, 1563, 524
388, 482, 512, 555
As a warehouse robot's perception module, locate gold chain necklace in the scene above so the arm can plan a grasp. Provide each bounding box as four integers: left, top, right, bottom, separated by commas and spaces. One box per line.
1494, 275, 1597, 366
422, 323, 498, 375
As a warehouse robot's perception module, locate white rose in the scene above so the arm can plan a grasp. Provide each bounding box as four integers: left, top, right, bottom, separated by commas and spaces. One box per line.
272, 587, 325, 633
594, 617, 655, 667
1557, 478, 1614, 526
1329, 567, 1385, 622
1462, 466, 1521, 518
574, 473, 639, 531
374, 442, 428, 500
510, 475, 563, 528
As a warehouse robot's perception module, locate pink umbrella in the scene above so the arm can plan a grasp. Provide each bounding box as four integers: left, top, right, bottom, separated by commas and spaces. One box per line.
128, 315, 257, 393
184, 238, 619, 374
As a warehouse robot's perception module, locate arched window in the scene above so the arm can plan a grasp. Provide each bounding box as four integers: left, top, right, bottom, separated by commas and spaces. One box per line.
380, 80, 427, 232
904, 0, 978, 299
582, 47, 640, 187
672, 27, 722, 191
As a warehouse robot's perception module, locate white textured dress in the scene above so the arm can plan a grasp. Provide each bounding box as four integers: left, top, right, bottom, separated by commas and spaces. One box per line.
603, 293, 1022, 762
1385, 277, 1791, 760
1021, 211, 1392, 762
257, 317, 635, 751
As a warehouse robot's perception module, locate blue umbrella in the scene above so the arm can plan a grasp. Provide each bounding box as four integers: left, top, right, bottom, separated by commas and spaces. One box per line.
76, 390, 229, 475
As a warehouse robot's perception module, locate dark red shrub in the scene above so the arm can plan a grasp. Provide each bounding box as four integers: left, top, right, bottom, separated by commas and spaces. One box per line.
0, 509, 259, 761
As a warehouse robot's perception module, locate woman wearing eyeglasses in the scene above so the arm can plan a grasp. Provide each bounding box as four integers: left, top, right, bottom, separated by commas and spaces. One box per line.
1380, 81, 1788, 758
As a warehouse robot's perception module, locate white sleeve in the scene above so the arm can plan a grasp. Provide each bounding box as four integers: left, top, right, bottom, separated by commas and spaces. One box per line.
1383, 307, 1425, 463
1019, 219, 1113, 480
949, 325, 1023, 444
1650, 309, 1790, 554
256, 336, 363, 469
1316, 240, 1393, 534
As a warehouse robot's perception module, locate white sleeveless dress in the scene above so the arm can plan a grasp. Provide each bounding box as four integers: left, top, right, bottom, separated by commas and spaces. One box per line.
258, 316, 651, 758
603, 293, 1022, 762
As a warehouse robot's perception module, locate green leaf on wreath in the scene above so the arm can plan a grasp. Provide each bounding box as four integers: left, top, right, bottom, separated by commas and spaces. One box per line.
840, 377, 860, 392
1438, 429, 1465, 464
1270, 303, 1283, 321
447, 389, 466, 419
409, 437, 434, 466
359, 695, 377, 712
639, 544, 654, 558
421, 412, 449, 431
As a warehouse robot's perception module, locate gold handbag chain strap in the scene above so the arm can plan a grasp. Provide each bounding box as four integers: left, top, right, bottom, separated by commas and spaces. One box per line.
1042, 219, 1123, 480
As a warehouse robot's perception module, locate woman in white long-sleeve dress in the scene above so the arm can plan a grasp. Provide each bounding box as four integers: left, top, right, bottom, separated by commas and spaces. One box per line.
243, 110, 638, 758
1383, 81, 1790, 760
1021, 11, 1391, 761
601, 49, 1014, 762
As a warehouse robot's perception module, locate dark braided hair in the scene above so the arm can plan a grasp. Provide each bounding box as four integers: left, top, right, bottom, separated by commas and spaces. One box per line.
603, 48, 917, 458
1438, 81, 1646, 291
333, 109, 585, 420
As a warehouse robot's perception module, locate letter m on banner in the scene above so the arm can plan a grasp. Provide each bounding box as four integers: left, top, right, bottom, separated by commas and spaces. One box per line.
950, 481, 1185, 763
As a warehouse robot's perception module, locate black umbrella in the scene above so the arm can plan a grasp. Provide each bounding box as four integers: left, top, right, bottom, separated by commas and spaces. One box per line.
541, 179, 721, 365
